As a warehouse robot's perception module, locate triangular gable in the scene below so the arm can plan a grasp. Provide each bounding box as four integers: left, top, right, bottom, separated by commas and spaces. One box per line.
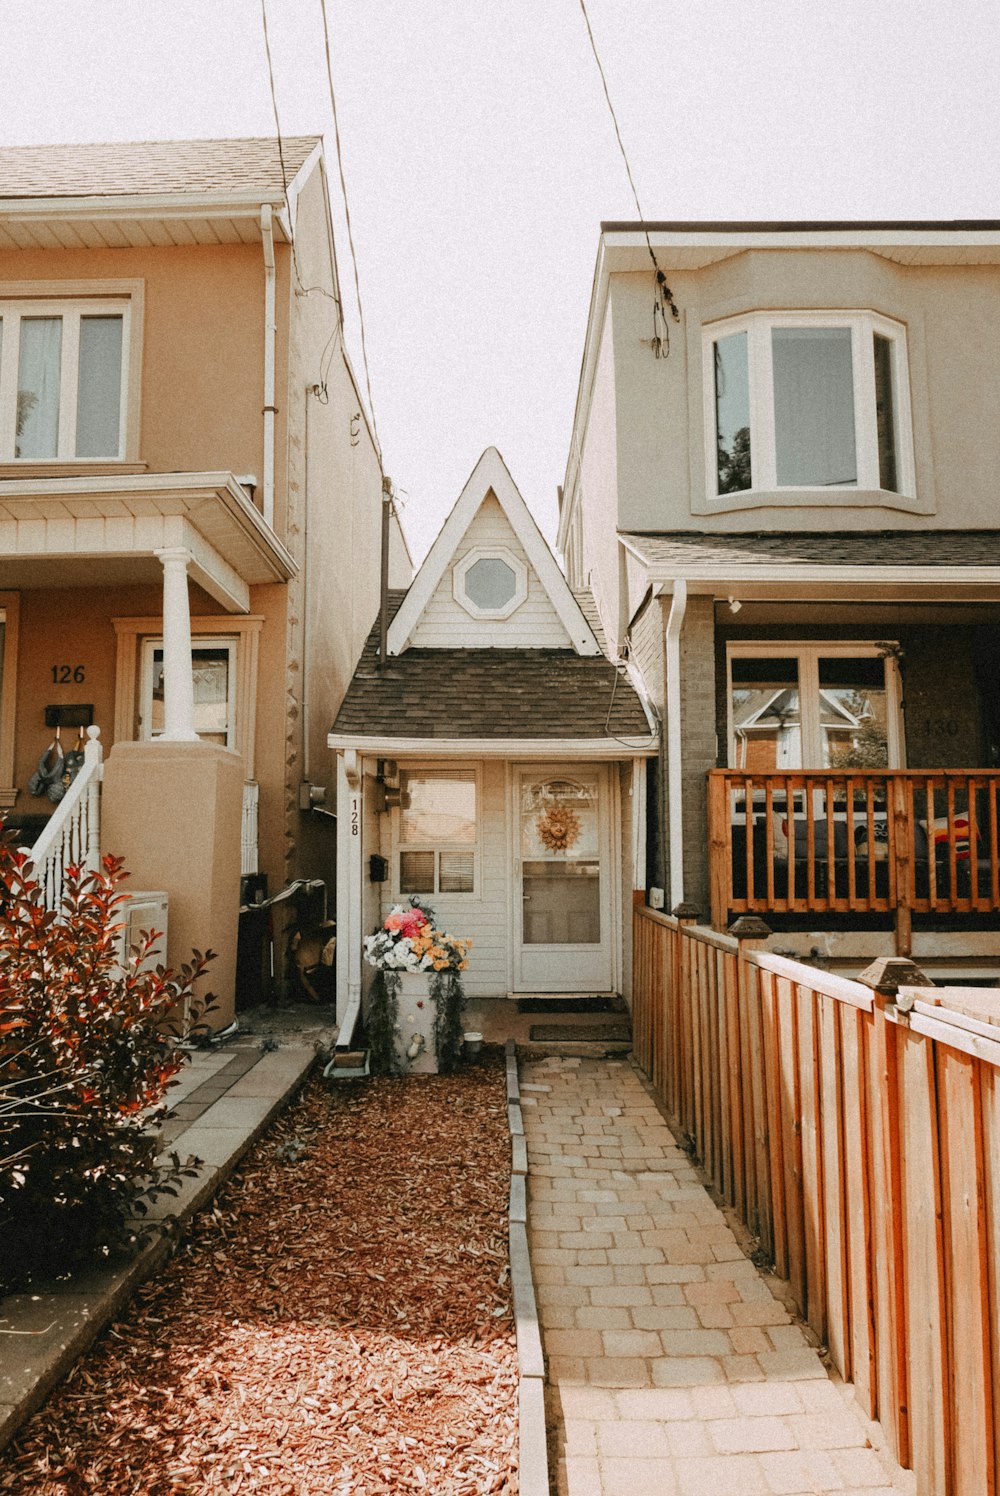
388, 448, 601, 656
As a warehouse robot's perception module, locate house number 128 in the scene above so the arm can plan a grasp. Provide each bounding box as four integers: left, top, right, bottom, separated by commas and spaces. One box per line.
51, 665, 86, 683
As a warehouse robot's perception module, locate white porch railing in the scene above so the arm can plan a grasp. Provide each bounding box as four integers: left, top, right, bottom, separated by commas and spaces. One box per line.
241, 780, 259, 877
27, 725, 103, 913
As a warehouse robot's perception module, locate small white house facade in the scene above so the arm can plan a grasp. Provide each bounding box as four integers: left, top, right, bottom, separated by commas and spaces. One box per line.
328, 448, 655, 1032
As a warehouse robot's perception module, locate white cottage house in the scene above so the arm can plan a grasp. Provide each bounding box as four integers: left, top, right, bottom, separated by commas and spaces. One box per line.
328, 448, 655, 1036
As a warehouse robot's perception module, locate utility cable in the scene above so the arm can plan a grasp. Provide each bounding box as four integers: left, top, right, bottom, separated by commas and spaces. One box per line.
318, 0, 384, 466
259, 0, 341, 312
577, 0, 679, 355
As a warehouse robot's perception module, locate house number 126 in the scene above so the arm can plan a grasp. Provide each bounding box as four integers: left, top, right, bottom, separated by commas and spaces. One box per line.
51, 665, 86, 683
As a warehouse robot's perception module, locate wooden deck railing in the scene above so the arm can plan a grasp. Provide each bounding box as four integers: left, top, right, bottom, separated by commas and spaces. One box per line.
633, 906, 1000, 1495
708, 768, 1000, 937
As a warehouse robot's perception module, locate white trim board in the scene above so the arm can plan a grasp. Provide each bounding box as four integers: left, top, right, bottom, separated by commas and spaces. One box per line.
328, 734, 658, 759
387, 447, 601, 657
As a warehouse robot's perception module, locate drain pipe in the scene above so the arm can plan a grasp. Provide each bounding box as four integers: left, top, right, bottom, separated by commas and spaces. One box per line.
664, 579, 688, 910
260, 204, 277, 530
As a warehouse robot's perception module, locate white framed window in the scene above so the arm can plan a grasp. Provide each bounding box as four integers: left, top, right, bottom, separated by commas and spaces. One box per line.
0, 296, 133, 460
395, 767, 479, 896
727, 642, 904, 771
140, 637, 238, 748
704, 311, 915, 501
453, 545, 528, 620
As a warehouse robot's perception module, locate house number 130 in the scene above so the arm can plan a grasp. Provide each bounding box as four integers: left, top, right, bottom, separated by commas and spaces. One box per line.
51, 665, 86, 683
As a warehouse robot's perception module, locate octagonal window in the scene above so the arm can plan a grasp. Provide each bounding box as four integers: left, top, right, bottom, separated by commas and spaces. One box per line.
464, 556, 517, 610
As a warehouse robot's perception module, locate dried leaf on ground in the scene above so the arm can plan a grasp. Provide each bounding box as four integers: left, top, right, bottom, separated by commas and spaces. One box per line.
0, 1059, 518, 1495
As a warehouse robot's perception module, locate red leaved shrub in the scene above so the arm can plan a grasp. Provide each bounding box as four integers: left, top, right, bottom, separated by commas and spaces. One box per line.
0, 828, 215, 1289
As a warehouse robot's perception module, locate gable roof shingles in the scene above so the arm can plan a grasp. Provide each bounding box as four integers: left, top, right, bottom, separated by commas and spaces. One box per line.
0, 137, 321, 200
332, 593, 651, 744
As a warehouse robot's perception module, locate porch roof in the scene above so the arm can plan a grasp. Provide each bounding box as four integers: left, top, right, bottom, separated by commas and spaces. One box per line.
329, 593, 654, 756
621, 530, 1000, 596
0, 470, 296, 611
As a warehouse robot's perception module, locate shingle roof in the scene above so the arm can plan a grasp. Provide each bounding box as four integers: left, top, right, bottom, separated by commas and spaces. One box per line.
0, 137, 320, 199
621, 530, 1000, 570
331, 594, 651, 743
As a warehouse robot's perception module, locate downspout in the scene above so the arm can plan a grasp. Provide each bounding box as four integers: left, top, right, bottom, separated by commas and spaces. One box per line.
260, 204, 276, 530
664, 579, 688, 910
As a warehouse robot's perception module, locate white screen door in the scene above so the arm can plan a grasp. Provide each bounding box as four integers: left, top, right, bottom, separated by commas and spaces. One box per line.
513, 765, 614, 992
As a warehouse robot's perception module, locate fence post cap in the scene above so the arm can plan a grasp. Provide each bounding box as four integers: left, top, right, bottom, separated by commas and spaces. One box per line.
728, 915, 772, 939
856, 955, 932, 995
671, 902, 701, 921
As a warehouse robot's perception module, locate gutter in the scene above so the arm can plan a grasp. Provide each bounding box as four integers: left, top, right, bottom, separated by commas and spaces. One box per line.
260, 204, 277, 530
664, 580, 688, 910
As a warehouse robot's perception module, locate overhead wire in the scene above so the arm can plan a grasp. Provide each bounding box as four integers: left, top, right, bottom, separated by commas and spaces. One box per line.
318, 0, 384, 467
259, 0, 341, 312
577, 0, 679, 356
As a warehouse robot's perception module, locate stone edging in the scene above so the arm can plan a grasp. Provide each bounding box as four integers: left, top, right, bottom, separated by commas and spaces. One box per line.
0, 1045, 317, 1454
505, 1038, 549, 1496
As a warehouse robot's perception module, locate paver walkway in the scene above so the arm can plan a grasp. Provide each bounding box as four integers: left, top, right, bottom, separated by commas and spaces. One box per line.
521, 1054, 914, 1496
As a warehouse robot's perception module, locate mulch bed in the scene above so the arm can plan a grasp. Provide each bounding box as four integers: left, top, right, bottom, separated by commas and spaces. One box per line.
0, 1058, 519, 1495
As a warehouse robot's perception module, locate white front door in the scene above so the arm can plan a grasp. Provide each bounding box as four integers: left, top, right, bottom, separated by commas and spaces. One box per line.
513, 765, 615, 993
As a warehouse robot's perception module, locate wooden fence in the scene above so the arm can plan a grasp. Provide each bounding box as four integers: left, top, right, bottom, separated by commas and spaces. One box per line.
633, 904, 1000, 1495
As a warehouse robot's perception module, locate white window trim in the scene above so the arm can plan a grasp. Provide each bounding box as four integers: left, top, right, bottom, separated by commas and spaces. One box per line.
453, 545, 528, 621
702, 309, 916, 505
139, 636, 238, 749
726, 641, 905, 770
113, 615, 262, 775
0, 593, 20, 808
392, 763, 482, 900
0, 280, 143, 463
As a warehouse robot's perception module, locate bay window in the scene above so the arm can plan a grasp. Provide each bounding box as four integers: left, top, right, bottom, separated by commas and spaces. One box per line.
706, 311, 913, 500
0, 298, 130, 460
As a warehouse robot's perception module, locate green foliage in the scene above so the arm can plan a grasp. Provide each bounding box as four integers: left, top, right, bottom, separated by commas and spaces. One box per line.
430, 969, 466, 1075
365, 968, 401, 1076
0, 829, 216, 1289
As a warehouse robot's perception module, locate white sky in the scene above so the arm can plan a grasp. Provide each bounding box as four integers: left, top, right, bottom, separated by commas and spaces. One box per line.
2, 0, 998, 560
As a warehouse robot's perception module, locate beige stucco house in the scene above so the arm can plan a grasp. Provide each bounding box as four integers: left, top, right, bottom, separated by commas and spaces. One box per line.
328, 447, 653, 1035
0, 137, 409, 1024
558, 222, 1000, 979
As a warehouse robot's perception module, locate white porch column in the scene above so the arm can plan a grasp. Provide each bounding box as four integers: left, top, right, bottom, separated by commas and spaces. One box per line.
154, 546, 198, 742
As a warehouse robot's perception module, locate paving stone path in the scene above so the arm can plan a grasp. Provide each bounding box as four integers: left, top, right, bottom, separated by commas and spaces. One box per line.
521, 1054, 914, 1496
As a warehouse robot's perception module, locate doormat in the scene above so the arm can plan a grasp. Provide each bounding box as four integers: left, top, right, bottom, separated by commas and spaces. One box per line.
516, 996, 619, 1013
529, 1021, 632, 1043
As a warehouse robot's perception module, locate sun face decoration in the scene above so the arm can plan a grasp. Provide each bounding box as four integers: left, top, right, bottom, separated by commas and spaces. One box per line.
536, 804, 581, 853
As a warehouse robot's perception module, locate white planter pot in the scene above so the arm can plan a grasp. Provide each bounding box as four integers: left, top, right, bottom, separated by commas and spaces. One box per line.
397, 970, 438, 1074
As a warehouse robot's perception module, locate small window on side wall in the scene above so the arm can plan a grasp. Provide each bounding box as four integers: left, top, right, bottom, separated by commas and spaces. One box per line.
705, 311, 913, 501
397, 770, 477, 895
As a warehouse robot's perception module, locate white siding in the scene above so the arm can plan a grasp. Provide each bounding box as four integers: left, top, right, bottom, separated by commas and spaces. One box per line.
409, 495, 572, 650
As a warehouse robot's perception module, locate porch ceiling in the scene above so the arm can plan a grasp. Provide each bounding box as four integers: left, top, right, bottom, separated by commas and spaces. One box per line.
0, 471, 296, 612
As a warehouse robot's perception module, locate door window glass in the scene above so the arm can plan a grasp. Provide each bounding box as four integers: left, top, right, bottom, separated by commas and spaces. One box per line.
520, 776, 601, 945
730, 658, 802, 770
143, 640, 236, 746
818, 655, 889, 768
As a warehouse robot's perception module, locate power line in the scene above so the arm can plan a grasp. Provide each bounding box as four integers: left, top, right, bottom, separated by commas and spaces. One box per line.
577, 0, 679, 355
318, 0, 384, 466
259, 0, 340, 311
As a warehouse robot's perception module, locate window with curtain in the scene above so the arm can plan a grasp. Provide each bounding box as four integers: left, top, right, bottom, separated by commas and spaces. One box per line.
704, 311, 910, 499
0, 298, 129, 460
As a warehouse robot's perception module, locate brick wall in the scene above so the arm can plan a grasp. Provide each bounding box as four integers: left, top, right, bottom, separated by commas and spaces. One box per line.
678, 595, 717, 918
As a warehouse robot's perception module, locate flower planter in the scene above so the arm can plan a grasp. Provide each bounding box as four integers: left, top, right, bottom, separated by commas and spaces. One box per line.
398, 970, 438, 1073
